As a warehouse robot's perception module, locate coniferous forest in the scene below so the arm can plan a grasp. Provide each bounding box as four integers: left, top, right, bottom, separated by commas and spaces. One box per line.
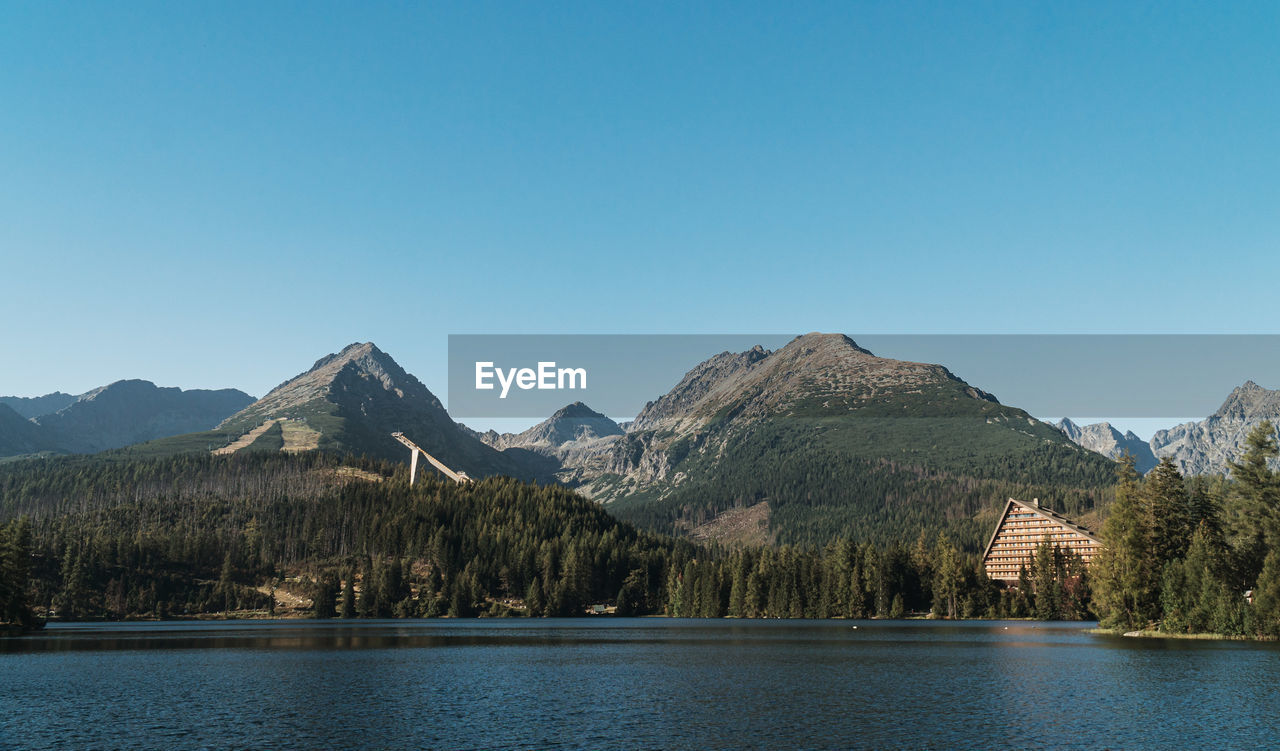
1091, 421, 1280, 638
1, 423, 1277, 637
0, 449, 1082, 626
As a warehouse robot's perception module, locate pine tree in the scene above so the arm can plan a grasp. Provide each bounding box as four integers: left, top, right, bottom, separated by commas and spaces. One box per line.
356, 559, 374, 618
58, 547, 93, 620
520, 577, 541, 617
340, 570, 356, 618
0, 519, 36, 629
1144, 458, 1192, 566
217, 551, 236, 613
1091, 455, 1159, 629
727, 552, 748, 617
1033, 539, 1061, 621
931, 534, 963, 619
1251, 550, 1280, 638
1227, 421, 1280, 582
312, 571, 339, 619
616, 569, 644, 617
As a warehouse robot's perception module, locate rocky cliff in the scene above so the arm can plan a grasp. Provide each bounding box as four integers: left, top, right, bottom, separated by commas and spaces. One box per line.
1149, 381, 1280, 475
1053, 418, 1158, 473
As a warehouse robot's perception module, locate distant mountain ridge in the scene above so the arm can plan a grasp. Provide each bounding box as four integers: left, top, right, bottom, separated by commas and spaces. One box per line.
1053, 418, 1157, 473
0, 392, 79, 419
0, 381, 253, 459
37, 380, 254, 454
10, 336, 1271, 549
1050, 381, 1280, 476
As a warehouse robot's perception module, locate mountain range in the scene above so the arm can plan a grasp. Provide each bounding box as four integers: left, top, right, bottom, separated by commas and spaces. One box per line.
1053, 419, 1158, 474
0, 381, 253, 459
1052, 380, 1280, 476
4, 335, 1277, 548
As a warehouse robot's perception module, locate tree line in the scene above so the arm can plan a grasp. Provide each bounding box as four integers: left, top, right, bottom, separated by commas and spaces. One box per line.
0, 449, 1101, 625
13, 428, 1278, 632
664, 533, 1088, 620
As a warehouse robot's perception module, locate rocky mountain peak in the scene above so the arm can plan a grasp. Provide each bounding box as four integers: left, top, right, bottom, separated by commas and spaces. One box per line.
226, 342, 442, 429
208, 343, 530, 478
487, 402, 623, 450
550, 401, 608, 421
1152, 380, 1280, 475
787, 332, 876, 358
629, 344, 771, 432
1215, 380, 1280, 418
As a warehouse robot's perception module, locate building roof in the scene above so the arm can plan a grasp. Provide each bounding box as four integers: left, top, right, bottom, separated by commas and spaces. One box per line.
981, 497, 1102, 563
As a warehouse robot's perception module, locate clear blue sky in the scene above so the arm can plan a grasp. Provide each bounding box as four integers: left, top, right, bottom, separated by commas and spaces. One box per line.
3, 1, 1278, 421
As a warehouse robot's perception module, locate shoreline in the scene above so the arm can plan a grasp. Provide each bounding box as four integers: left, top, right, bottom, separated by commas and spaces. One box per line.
1088, 627, 1276, 642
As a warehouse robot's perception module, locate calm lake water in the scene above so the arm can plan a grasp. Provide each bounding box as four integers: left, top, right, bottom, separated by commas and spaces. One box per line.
2, 619, 1279, 749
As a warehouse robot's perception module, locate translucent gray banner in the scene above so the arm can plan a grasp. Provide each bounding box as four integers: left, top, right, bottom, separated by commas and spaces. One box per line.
447, 334, 1280, 419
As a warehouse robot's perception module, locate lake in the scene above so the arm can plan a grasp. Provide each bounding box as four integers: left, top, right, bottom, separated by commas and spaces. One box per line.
2, 619, 1278, 749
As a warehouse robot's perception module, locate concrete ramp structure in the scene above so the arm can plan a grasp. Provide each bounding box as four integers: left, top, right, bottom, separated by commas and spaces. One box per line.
391, 431, 472, 485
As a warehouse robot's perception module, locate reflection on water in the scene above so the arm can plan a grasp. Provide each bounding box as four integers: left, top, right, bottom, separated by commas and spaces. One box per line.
2, 619, 1278, 749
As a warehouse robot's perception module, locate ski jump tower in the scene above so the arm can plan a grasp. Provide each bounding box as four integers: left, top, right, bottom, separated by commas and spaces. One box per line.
391, 432, 473, 485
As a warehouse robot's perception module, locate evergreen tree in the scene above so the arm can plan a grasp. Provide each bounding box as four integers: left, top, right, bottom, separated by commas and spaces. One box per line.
1186, 477, 1225, 538
340, 570, 356, 618
312, 571, 339, 619
1091, 456, 1159, 629
0, 518, 36, 629
356, 559, 375, 618
1251, 550, 1280, 638
727, 552, 749, 617
931, 535, 963, 619
1144, 458, 1192, 566
217, 551, 236, 613
57, 547, 93, 620
525, 577, 545, 617
1227, 421, 1280, 582
616, 569, 645, 617
1033, 539, 1061, 620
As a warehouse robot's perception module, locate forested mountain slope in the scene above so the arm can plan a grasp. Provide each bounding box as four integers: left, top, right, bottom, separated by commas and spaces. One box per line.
0, 452, 679, 619
593, 333, 1118, 548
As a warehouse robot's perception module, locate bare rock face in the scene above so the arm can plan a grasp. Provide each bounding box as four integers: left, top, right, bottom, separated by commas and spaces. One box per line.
475, 402, 624, 485
629, 345, 770, 433
482, 402, 622, 450
1053, 418, 1157, 473
1150, 381, 1280, 476
34, 380, 254, 454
